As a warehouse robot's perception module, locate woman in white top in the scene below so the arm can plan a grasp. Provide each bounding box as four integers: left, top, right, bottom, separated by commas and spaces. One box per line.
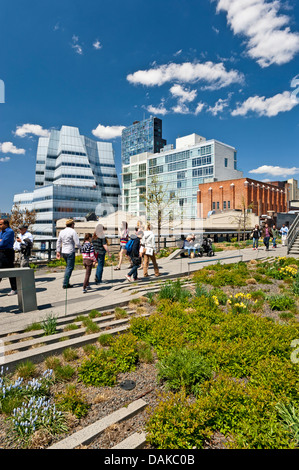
114, 221, 129, 270
141, 223, 159, 278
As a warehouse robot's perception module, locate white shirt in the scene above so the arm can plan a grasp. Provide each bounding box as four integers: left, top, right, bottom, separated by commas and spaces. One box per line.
56, 227, 81, 254
141, 230, 156, 251
13, 231, 34, 251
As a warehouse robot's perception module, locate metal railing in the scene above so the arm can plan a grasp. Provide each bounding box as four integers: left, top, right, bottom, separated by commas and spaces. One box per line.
287, 213, 299, 254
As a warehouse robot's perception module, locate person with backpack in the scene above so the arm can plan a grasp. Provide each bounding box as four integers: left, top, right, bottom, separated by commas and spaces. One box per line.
251, 224, 261, 251
271, 224, 279, 248
125, 230, 143, 282
81, 233, 97, 293
13, 224, 34, 267
92, 224, 111, 285
114, 221, 129, 271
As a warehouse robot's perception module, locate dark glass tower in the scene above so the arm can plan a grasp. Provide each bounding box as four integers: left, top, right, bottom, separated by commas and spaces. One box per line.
121, 116, 166, 165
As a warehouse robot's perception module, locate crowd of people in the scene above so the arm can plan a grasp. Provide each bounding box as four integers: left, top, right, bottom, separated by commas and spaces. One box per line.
55, 219, 160, 292
251, 222, 289, 251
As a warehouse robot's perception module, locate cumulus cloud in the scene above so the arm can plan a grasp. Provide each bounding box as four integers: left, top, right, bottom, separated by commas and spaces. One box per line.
207, 97, 231, 115
93, 40, 102, 50
171, 103, 191, 114
0, 156, 10, 162
14, 124, 50, 138
127, 60, 244, 90
194, 102, 205, 115
231, 91, 298, 117
249, 165, 299, 177
170, 84, 197, 103
146, 102, 169, 116
71, 35, 83, 55
92, 124, 125, 140
0, 142, 25, 154
213, 0, 299, 67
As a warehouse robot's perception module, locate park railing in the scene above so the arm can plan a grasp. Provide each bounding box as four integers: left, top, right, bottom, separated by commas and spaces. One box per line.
287, 213, 299, 254
27, 230, 252, 264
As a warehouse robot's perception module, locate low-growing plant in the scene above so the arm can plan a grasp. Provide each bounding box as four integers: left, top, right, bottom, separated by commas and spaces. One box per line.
114, 307, 128, 319
78, 350, 118, 387
98, 333, 113, 346
89, 309, 102, 319
109, 332, 138, 372
62, 347, 79, 362
82, 318, 100, 334
267, 294, 296, 311
63, 323, 79, 332
137, 341, 154, 364
42, 314, 58, 336
14, 361, 37, 380
53, 364, 76, 382
56, 385, 90, 419
24, 322, 42, 332
158, 279, 192, 303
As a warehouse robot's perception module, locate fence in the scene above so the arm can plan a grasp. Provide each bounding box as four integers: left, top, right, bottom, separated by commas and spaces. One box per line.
28, 230, 252, 264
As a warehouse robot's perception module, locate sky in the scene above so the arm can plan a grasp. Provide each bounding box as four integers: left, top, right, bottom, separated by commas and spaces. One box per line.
0, 0, 299, 213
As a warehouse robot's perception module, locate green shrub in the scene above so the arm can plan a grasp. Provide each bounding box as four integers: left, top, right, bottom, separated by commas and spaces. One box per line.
78, 350, 118, 387
267, 294, 296, 311
56, 385, 90, 419
137, 341, 154, 364
42, 314, 58, 336
157, 348, 212, 395
14, 361, 37, 380
109, 332, 138, 372
62, 347, 79, 362
98, 333, 113, 346
158, 279, 191, 303
54, 364, 76, 382
82, 317, 100, 334
89, 309, 102, 318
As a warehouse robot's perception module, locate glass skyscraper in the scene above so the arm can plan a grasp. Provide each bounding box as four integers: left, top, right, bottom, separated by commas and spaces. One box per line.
121, 116, 167, 165
13, 126, 120, 238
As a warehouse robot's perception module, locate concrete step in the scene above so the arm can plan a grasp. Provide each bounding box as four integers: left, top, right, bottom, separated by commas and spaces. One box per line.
48, 399, 147, 449
112, 432, 147, 449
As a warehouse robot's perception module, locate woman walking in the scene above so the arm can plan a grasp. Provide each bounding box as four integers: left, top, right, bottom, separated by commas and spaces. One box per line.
251, 224, 261, 250
141, 223, 159, 278
92, 225, 111, 285
262, 223, 273, 251
81, 233, 97, 293
114, 221, 129, 271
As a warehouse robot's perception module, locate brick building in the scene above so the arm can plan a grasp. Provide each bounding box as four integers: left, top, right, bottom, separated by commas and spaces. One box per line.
197, 178, 288, 219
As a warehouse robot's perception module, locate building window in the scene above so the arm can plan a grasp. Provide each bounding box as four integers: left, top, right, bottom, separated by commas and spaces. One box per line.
223, 201, 226, 209
212, 202, 215, 210
224, 158, 228, 168
217, 202, 219, 210
228, 200, 231, 209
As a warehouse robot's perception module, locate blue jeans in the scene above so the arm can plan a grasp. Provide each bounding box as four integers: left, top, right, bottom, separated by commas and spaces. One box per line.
253, 237, 259, 248
263, 236, 270, 249
272, 237, 276, 247
62, 252, 75, 287
188, 248, 196, 256
95, 253, 105, 283
128, 264, 138, 280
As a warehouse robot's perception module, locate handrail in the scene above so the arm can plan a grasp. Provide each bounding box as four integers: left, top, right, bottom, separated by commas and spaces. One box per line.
287, 213, 299, 254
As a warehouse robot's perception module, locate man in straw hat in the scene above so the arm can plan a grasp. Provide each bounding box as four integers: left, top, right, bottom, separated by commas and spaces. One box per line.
56, 219, 81, 289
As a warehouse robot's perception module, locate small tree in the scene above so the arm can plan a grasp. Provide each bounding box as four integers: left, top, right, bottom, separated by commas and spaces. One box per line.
144, 175, 177, 252
234, 197, 254, 241
9, 203, 36, 234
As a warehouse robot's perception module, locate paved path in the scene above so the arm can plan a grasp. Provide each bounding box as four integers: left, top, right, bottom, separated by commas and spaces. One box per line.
0, 245, 295, 335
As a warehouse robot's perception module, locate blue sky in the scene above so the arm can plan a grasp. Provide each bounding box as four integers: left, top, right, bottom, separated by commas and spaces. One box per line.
0, 0, 299, 212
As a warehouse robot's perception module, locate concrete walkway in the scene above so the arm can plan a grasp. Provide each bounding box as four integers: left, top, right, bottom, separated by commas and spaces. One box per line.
0, 245, 295, 335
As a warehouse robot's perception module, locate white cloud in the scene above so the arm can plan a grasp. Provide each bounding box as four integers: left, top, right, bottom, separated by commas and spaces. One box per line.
127, 60, 244, 90
71, 35, 83, 55
249, 165, 299, 177
171, 103, 191, 114
92, 124, 125, 140
0, 142, 25, 154
14, 124, 50, 138
207, 97, 230, 115
231, 91, 298, 117
174, 49, 182, 56
170, 84, 197, 103
194, 102, 205, 115
214, 0, 299, 67
146, 102, 169, 116
0, 156, 10, 162
93, 40, 102, 50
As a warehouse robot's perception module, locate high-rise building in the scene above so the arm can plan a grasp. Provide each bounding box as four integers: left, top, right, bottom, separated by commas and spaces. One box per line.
122, 133, 243, 220
121, 116, 166, 165
13, 125, 120, 238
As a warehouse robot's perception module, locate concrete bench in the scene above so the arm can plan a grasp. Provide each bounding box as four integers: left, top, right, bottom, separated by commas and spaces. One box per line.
0, 267, 37, 313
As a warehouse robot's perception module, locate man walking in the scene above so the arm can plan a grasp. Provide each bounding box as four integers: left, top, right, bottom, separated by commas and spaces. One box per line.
14, 224, 34, 267
56, 219, 81, 289
0, 219, 17, 296
280, 224, 289, 246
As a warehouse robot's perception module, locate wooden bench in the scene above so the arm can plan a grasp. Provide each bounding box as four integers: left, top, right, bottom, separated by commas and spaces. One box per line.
0, 267, 37, 312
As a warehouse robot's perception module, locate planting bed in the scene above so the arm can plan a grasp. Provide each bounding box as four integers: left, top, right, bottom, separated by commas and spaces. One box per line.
1, 256, 299, 450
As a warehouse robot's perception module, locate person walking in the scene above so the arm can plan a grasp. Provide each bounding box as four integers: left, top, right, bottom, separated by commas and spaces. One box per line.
81, 233, 97, 293
114, 221, 129, 271
271, 224, 279, 248
126, 230, 143, 282
142, 223, 159, 278
280, 224, 289, 246
0, 219, 17, 296
92, 224, 111, 285
262, 223, 273, 251
251, 224, 261, 250
13, 224, 34, 267
56, 219, 81, 289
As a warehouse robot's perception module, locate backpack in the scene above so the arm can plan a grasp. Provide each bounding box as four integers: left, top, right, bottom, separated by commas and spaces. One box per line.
125, 239, 134, 254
